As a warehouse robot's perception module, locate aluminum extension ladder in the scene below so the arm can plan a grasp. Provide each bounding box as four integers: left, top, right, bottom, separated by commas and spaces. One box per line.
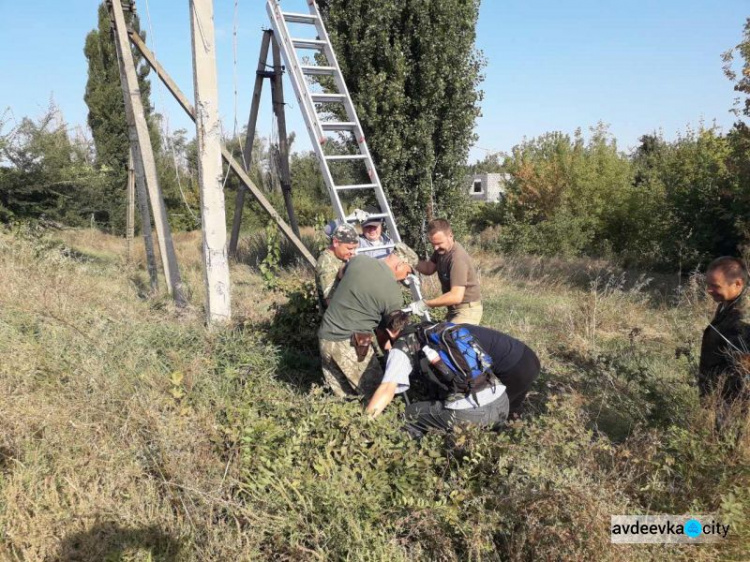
266, 0, 400, 251
266, 0, 429, 318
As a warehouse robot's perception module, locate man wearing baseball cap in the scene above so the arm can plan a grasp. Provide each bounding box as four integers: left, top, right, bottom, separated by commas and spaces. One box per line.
316, 221, 359, 310
318, 243, 420, 398
358, 206, 393, 259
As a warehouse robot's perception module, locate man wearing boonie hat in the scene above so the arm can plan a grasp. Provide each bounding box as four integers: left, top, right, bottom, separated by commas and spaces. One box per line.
316, 220, 359, 310
358, 205, 393, 259
317, 242, 420, 398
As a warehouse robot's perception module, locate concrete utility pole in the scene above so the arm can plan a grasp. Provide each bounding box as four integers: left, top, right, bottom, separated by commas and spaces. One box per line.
190, 0, 232, 325
110, 0, 186, 305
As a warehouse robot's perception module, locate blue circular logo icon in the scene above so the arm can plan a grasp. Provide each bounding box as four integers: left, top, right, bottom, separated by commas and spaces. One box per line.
684, 519, 702, 538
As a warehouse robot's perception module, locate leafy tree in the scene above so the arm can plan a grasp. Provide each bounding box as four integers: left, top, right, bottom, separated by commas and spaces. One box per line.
317, 0, 484, 250
660, 127, 738, 267
499, 125, 632, 257
723, 17, 750, 120
723, 18, 750, 258
605, 134, 672, 265
0, 104, 108, 226
83, 1, 157, 233
725, 123, 750, 244
289, 151, 333, 227
465, 151, 504, 175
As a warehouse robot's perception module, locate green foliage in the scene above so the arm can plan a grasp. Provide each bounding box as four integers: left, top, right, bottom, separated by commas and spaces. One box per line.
632, 127, 739, 269
466, 201, 506, 233
0, 106, 110, 226
317, 0, 484, 251
479, 122, 750, 269
288, 151, 333, 227
83, 2, 164, 234
723, 17, 750, 120
267, 278, 323, 360
498, 125, 632, 258
259, 223, 281, 289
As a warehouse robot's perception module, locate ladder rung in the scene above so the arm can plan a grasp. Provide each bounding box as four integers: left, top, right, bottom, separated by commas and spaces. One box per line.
362, 213, 389, 220
282, 12, 318, 24
311, 93, 346, 103
292, 38, 327, 50
356, 243, 396, 254
301, 65, 336, 75
334, 183, 378, 191
322, 122, 357, 131
325, 154, 367, 161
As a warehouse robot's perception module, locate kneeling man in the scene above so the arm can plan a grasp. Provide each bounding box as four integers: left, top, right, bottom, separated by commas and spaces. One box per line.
366, 311, 540, 437
318, 244, 419, 398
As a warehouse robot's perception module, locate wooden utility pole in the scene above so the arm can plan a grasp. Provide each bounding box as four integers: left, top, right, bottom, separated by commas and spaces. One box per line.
110, 0, 186, 306
116, 41, 158, 290
229, 30, 273, 257
126, 150, 135, 261
228, 30, 300, 258
130, 145, 159, 291
190, 0, 231, 324
270, 34, 300, 240
128, 32, 316, 269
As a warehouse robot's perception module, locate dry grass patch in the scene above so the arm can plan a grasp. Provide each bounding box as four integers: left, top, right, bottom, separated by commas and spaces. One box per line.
0, 227, 747, 561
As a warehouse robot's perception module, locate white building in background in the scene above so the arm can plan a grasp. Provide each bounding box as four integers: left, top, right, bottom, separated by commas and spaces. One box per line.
466, 173, 508, 203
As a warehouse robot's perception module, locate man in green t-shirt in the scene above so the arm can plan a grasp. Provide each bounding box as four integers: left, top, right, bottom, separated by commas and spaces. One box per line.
408, 218, 482, 324
318, 243, 419, 398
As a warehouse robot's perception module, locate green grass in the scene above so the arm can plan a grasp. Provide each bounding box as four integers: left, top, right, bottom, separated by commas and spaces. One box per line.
0, 227, 747, 561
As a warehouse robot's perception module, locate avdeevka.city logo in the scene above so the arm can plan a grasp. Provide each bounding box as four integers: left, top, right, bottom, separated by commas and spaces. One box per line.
610, 515, 730, 544
684, 518, 702, 538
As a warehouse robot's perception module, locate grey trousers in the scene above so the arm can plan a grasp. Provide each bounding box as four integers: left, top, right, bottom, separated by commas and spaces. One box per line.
404, 392, 510, 438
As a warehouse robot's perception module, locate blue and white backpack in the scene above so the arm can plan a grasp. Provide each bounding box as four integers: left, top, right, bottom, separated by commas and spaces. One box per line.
398, 322, 494, 397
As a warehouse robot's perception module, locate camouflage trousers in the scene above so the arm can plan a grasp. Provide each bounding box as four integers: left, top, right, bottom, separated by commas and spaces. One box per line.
319, 337, 384, 399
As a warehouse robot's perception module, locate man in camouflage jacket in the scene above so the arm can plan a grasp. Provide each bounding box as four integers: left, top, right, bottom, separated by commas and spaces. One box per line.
316, 222, 359, 310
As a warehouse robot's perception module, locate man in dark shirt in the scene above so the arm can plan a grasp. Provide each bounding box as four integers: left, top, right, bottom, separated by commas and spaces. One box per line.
409, 218, 482, 324
366, 311, 540, 436
699, 256, 750, 404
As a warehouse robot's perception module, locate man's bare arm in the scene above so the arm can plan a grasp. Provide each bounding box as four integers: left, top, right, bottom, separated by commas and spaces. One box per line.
365, 382, 398, 418
415, 259, 436, 276
426, 285, 466, 308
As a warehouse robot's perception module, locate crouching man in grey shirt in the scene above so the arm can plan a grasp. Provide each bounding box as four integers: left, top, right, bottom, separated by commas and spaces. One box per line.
366, 311, 540, 438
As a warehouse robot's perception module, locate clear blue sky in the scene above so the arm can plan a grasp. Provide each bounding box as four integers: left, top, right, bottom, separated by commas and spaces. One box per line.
0, 0, 747, 162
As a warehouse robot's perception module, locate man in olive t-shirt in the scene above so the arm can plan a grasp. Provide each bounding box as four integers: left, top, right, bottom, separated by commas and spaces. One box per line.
318, 244, 419, 398
411, 218, 482, 324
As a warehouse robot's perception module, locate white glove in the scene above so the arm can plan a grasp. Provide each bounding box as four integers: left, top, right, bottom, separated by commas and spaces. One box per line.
402, 300, 429, 316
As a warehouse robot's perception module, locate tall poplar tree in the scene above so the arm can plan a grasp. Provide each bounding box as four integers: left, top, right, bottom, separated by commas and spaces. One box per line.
317, 0, 484, 248
83, 1, 156, 232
